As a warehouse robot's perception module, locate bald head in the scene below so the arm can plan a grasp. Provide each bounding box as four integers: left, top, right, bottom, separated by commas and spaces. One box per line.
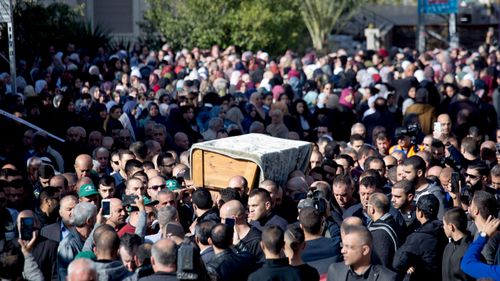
228, 175, 248, 197
220, 200, 246, 219
50, 174, 68, 192
368, 193, 389, 214
67, 258, 98, 281
383, 155, 397, 168
94, 229, 120, 259
172, 163, 188, 178
151, 239, 178, 272
146, 169, 160, 180
76, 176, 93, 191
437, 114, 452, 135
147, 176, 165, 200
286, 176, 308, 198
427, 166, 442, 178
75, 154, 93, 179
260, 180, 281, 207
341, 216, 363, 237
174, 132, 189, 150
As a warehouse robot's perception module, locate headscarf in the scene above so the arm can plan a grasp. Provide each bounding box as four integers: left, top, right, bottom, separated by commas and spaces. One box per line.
123, 100, 137, 116
35, 80, 47, 94
339, 88, 354, 110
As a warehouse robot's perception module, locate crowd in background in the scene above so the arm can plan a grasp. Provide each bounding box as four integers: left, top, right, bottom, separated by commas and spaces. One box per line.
0, 29, 499, 281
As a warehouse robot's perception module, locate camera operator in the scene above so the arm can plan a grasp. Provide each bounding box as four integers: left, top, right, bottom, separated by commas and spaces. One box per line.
389, 125, 423, 158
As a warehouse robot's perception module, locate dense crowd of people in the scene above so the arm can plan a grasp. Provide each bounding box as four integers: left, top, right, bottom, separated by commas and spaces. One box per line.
0, 29, 499, 281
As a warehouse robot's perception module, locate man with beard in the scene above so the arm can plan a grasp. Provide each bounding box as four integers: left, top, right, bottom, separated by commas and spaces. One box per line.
34, 186, 60, 228
401, 156, 447, 219
41, 195, 77, 242
106, 198, 127, 232
391, 180, 420, 233
467, 191, 499, 264
463, 162, 490, 201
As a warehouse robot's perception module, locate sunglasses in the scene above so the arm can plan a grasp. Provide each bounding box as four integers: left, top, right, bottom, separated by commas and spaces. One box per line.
149, 184, 166, 190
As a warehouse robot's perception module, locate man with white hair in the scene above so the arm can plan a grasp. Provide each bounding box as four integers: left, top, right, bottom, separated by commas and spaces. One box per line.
67, 258, 98, 281
145, 205, 179, 243
57, 202, 97, 280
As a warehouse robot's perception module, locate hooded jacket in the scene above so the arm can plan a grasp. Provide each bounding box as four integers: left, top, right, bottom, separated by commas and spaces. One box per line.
94, 260, 133, 281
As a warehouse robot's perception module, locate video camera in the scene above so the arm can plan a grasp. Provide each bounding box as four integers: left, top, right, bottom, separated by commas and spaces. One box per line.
177, 235, 198, 280
398, 124, 419, 138
297, 190, 327, 216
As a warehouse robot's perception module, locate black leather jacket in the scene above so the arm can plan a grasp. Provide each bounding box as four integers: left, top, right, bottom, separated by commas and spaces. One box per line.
206, 249, 256, 281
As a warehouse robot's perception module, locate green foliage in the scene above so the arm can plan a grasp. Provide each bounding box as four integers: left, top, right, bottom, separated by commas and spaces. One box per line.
141, 0, 306, 55
300, 0, 367, 52
0, 2, 111, 63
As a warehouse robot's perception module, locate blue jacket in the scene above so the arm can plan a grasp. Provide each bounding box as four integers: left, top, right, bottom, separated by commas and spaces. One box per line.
460, 235, 500, 280
57, 227, 85, 281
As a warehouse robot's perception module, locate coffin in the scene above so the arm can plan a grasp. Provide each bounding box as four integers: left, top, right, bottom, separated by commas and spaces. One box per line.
190, 133, 313, 189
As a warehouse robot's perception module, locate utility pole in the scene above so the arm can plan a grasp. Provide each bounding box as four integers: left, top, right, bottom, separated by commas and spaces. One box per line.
449, 13, 458, 49
1, 0, 16, 93
417, 0, 426, 53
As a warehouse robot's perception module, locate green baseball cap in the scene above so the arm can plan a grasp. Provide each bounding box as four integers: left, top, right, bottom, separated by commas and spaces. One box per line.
78, 183, 99, 198
166, 179, 181, 191
75, 251, 96, 260
144, 196, 159, 206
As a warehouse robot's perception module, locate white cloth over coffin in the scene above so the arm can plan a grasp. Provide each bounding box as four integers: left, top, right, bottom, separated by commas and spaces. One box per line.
190, 133, 312, 187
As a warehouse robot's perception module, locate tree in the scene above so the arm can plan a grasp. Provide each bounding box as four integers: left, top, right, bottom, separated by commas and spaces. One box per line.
141, 0, 305, 55
300, 0, 366, 52
0, 2, 110, 64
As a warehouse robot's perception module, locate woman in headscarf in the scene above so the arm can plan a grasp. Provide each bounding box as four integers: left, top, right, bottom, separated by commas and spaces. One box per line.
290, 99, 313, 140
88, 103, 108, 134
266, 109, 289, 139
103, 105, 124, 136
242, 103, 258, 133
271, 101, 299, 135
334, 88, 358, 141
138, 102, 167, 129
180, 105, 200, 133
225, 106, 245, 133
165, 106, 203, 144
405, 88, 436, 134
56, 96, 80, 136
119, 100, 139, 142
249, 91, 266, 122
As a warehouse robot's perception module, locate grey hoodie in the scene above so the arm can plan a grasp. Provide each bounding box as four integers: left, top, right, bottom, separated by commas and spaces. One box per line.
94, 260, 133, 281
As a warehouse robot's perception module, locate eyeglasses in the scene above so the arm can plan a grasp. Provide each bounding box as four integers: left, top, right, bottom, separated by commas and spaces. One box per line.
149, 184, 166, 190
112, 161, 119, 165
161, 163, 175, 168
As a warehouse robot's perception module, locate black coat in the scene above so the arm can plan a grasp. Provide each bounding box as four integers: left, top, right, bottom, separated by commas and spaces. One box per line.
248, 258, 304, 281
206, 249, 256, 281
138, 271, 177, 281
392, 219, 448, 281
442, 233, 475, 281
40, 221, 62, 242
327, 262, 397, 281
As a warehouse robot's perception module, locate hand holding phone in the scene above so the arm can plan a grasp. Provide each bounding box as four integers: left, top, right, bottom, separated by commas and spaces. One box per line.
102, 199, 111, 218
450, 172, 460, 193
20, 217, 34, 241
